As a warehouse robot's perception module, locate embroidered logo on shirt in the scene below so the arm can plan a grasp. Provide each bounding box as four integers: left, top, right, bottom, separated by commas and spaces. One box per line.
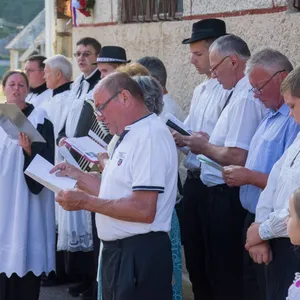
117, 152, 126, 166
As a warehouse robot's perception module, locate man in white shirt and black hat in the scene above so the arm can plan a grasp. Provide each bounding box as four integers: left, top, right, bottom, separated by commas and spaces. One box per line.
52, 72, 178, 300
171, 18, 230, 300
183, 34, 266, 300
24, 55, 52, 108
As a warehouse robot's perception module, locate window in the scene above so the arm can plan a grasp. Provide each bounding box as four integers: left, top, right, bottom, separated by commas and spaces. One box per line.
121, 0, 183, 23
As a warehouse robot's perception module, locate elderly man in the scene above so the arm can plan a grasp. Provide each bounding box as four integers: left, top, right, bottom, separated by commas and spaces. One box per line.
244, 67, 300, 300
42, 54, 73, 163
52, 72, 178, 300
222, 49, 299, 300
182, 34, 266, 300
163, 19, 231, 300
137, 56, 185, 121
24, 55, 52, 108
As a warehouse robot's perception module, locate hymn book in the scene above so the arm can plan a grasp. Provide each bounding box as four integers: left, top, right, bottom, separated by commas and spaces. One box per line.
197, 155, 223, 172
163, 113, 191, 136
25, 154, 77, 193
0, 103, 46, 143
64, 131, 108, 164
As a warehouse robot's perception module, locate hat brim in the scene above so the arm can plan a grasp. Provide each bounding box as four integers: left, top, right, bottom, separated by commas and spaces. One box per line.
92, 59, 131, 65
182, 33, 227, 45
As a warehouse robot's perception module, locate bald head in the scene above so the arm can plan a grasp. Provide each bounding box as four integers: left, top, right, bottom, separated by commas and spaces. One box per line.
94, 72, 144, 103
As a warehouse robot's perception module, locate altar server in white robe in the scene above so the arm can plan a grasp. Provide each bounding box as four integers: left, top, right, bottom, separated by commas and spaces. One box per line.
55, 37, 103, 298
42, 54, 73, 163
0, 70, 55, 300
24, 55, 52, 108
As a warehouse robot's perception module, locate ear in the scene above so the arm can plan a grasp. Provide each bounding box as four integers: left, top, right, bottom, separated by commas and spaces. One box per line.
280, 71, 289, 82
121, 90, 131, 108
230, 55, 239, 70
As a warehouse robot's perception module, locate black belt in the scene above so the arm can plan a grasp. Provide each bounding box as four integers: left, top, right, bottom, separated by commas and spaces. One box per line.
187, 169, 201, 179
207, 183, 230, 193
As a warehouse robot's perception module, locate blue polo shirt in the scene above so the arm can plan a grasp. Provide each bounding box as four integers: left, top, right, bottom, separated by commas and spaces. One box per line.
240, 103, 300, 214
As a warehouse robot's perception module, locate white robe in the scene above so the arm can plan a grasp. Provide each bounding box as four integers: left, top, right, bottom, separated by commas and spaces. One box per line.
26, 88, 52, 108
0, 107, 56, 278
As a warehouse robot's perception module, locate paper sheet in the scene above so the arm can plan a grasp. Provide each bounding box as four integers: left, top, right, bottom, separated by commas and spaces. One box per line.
25, 154, 77, 193
0, 103, 46, 143
65, 136, 107, 163
197, 155, 223, 172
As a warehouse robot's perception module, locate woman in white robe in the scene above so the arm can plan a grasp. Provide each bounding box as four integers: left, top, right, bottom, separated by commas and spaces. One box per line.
0, 71, 55, 300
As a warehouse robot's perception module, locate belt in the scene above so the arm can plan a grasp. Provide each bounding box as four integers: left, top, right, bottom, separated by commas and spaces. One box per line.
207, 183, 229, 193
187, 169, 201, 180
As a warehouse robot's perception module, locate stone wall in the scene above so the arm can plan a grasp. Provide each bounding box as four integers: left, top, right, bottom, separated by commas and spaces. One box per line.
71, 0, 300, 115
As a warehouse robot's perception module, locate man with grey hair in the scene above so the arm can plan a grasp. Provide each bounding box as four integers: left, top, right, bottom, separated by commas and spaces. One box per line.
51, 72, 178, 300
137, 56, 184, 121
222, 48, 299, 300
182, 34, 266, 300
43, 54, 73, 162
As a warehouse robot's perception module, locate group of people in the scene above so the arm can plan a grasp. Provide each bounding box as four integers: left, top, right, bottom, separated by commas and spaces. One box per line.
1, 16, 300, 300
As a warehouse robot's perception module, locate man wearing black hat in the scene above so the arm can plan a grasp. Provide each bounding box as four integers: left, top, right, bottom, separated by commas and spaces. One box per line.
95, 46, 131, 79
172, 19, 230, 300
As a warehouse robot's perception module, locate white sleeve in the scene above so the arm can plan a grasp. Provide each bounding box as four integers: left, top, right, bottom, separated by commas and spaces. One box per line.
225, 95, 265, 150
131, 132, 175, 193
255, 151, 287, 223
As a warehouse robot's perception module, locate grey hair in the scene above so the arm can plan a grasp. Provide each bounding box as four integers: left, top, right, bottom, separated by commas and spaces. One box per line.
209, 34, 251, 61
137, 56, 167, 88
133, 75, 164, 115
44, 54, 73, 81
245, 48, 293, 75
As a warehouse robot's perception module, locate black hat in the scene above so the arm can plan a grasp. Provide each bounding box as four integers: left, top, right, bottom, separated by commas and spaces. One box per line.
93, 46, 131, 65
182, 19, 226, 44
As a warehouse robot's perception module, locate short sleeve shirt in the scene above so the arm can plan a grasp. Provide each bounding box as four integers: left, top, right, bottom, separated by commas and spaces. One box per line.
96, 114, 178, 241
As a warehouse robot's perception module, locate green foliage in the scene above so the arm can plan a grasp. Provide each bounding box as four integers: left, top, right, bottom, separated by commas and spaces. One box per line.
1, 0, 44, 26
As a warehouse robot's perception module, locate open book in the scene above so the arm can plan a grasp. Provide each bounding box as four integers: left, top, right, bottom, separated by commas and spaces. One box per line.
25, 154, 77, 193
163, 112, 191, 136
197, 155, 223, 172
0, 103, 46, 143
65, 131, 108, 164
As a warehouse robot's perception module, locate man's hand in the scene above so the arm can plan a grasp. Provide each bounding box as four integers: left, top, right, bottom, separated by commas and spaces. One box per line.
56, 188, 90, 211
222, 165, 251, 187
248, 241, 273, 265
58, 137, 67, 147
50, 161, 82, 180
19, 132, 32, 156
182, 131, 210, 154
172, 131, 185, 148
97, 152, 109, 172
245, 223, 264, 250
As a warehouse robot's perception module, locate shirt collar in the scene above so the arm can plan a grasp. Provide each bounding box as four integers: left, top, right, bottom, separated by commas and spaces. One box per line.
233, 76, 249, 91
29, 82, 48, 95
52, 81, 73, 97
269, 102, 290, 116
124, 113, 154, 131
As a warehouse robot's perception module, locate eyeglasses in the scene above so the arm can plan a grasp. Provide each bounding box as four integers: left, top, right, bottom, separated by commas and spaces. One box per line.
250, 70, 285, 95
74, 51, 93, 58
210, 56, 230, 75
24, 69, 43, 73
94, 91, 122, 117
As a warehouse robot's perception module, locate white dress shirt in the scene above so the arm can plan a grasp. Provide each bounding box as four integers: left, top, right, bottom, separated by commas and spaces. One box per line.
201, 76, 266, 186
183, 78, 230, 170
161, 93, 185, 122
96, 114, 178, 241
256, 133, 300, 240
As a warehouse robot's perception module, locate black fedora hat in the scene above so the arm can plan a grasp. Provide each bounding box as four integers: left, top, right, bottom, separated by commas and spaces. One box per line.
93, 46, 131, 65
182, 19, 226, 44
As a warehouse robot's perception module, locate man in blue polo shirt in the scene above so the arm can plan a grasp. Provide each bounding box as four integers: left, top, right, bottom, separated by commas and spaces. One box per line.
222, 48, 300, 300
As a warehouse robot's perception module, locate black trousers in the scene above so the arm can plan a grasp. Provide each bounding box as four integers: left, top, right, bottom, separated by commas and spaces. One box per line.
242, 212, 266, 300
182, 174, 211, 299
204, 184, 247, 300
101, 232, 173, 300
266, 238, 300, 300
0, 272, 41, 300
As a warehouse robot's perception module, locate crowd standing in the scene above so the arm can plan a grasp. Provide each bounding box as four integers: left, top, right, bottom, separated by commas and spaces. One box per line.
1, 17, 300, 300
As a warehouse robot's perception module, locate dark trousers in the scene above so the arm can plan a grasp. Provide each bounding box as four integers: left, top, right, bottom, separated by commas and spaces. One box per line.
0, 272, 41, 300
101, 232, 173, 300
182, 173, 211, 299
204, 185, 247, 300
266, 238, 300, 300
242, 212, 266, 300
